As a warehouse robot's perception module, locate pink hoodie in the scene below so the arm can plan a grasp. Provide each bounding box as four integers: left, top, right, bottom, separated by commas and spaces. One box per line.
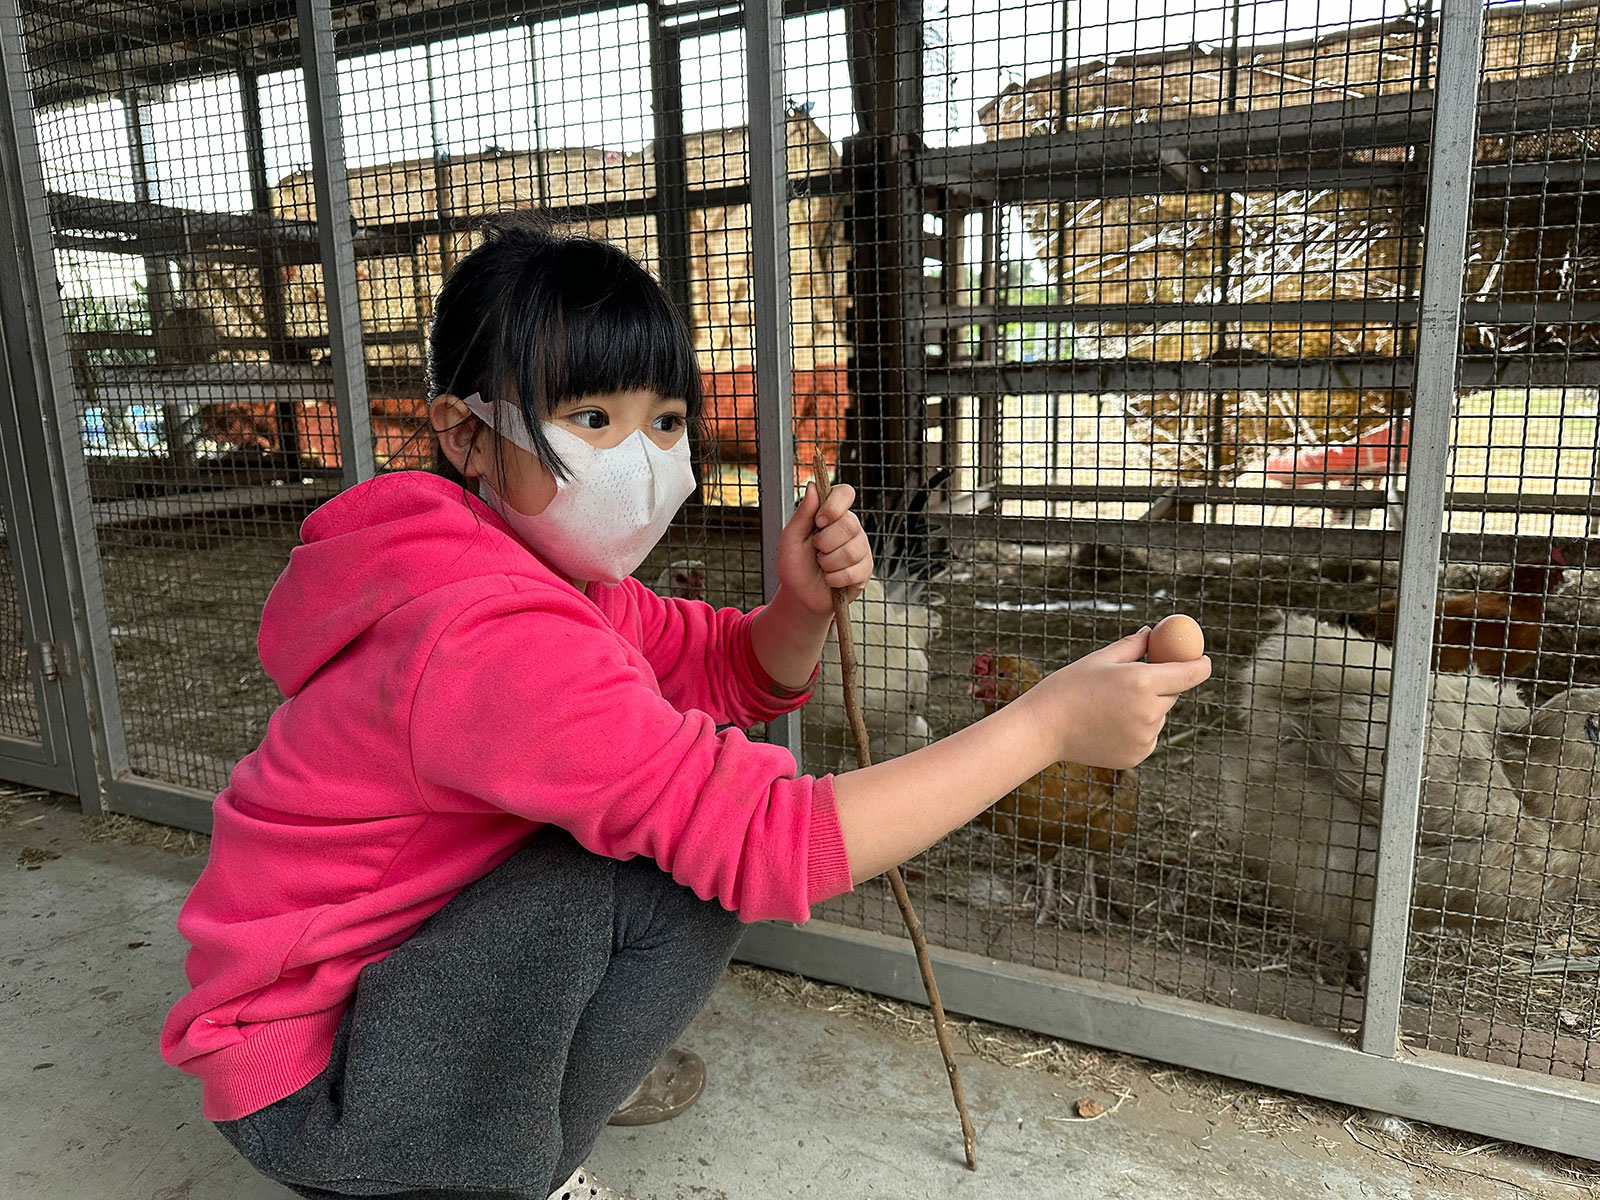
160, 472, 851, 1121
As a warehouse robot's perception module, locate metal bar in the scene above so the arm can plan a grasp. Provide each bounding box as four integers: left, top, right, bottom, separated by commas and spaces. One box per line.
926, 358, 1415, 393
922, 300, 1600, 328
1361, 0, 1483, 1061
45, 189, 326, 248
647, 2, 695, 332
918, 68, 1600, 188
735, 920, 1600, 1161
0, 294, 65, 777
975, 203, 999, 488
935, 203, 962, 471
0, 119, 70, 782
990, 163, 1417, 204
1591, 387, 1600, 536
0, 0, 133, 813
34, 0, 841, 107
937, 512, 1600, 569
240, 67, 303, 465
118, 76, 176, 325
118, 71, 195, 466
925, 355, 1600, 392
746, 0, 802, 765
665, 0, 838, 38
991, 483, 1598, 516
922, 299, 1422, 327
100, 776, 217, 835
0, 746, 75, 794
688, 501, 1600, 567
937, 156, 1600, 207
42, 172, 855, 252
298, 0, 376, 488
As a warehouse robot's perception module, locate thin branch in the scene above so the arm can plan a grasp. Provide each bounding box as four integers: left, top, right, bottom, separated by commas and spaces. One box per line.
810, 452, 979, 1171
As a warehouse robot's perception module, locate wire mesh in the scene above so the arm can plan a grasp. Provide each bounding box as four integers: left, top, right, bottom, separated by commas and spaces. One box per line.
6, 0, 1600, 1128
800, 0, 1445, 1038
1398, 0, 1600, 1082
0, 526, 40, 741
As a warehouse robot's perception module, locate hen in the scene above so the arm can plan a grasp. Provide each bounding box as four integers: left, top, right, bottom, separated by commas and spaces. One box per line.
968, 651, 1140, 923
1347, 548, 1567, 677
1220, 613, 1600, 965
1497, 687, 1600, 892
652, 560, 707, 603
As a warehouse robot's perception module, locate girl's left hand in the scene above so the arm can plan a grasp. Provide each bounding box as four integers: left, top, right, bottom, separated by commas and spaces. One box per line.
777, 481, 873, 615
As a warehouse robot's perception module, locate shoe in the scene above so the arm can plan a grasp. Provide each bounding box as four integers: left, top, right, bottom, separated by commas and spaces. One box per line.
606, 1047, 707, 1126
547, 1165, 620, 1200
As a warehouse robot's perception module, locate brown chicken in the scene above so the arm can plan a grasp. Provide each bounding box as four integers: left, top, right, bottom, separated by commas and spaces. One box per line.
1348, 547, 1566, 677
968, 651, 1140, 923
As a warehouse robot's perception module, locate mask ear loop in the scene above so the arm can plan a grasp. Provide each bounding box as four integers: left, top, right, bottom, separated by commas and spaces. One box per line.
459, 392, 547, 460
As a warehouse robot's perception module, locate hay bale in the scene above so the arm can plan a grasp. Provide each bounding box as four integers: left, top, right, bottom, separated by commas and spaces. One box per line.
184, 113, 848, 376
981, 3, 1600, 480
181, 113, 852, 476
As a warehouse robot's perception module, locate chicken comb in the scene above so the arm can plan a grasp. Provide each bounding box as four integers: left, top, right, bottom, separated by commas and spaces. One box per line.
1510, 547, 1567, 595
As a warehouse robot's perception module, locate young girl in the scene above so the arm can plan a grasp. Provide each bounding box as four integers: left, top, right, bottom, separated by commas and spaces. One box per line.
161, 213, 1211, 1200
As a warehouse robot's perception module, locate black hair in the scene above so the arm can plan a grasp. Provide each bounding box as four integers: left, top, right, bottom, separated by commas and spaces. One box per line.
428, 211, 703, 484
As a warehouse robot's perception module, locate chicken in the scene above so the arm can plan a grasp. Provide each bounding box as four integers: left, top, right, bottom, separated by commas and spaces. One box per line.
652, 560, 707, 603
651, 561, 940, 764
1347, 548, 1567, 677
816, 575, 940, 760
1497, 687, 1600, 891
1220, 613, 1600, 965
968, 651, 1139, 923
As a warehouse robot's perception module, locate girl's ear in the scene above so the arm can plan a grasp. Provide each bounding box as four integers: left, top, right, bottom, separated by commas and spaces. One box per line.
431, 394, 482, 479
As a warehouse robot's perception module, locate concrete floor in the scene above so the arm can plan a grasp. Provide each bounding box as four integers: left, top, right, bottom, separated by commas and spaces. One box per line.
2, 793, 1579, 1199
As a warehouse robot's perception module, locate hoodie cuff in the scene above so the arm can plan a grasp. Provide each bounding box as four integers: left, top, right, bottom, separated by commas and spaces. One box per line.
802, 775, 853, 911
739, 607, 820, 717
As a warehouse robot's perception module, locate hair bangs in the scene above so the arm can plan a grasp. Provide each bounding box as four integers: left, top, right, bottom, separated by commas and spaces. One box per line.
540, 241, 700, 412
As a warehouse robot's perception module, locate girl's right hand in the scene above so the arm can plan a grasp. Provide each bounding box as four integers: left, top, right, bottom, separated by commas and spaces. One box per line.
1024, 629, 1213, 769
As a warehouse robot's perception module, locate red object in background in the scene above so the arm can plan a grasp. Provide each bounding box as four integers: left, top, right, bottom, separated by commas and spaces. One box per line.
196, 398, 434, 471
196, 366, 853, 484
699, 364, 850, 485
1263, 417, 1410, 486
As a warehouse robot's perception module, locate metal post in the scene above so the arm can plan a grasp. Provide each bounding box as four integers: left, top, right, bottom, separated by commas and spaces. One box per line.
240, 66, 303, 464
746, 0, 802, 763
1590, 387, 1600, 536
120, 69, 193, 464
647, 0, 700, 494
298, 0, 376, 485
1360, 0, 1483, 1058
120, 73, 177, 329
0, 0, 132, 812
839, 0, 924, 521
648, 0, 694, 322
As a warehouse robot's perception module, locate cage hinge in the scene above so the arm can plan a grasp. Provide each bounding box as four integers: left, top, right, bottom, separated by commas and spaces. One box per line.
36, 640, 62, 682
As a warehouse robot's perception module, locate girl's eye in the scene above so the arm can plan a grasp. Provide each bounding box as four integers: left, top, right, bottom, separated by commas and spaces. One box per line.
655, 413, 686, 433
571, 410, 608, 430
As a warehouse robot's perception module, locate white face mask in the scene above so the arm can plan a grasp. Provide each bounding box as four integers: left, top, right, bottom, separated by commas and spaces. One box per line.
460, 392, 696, 586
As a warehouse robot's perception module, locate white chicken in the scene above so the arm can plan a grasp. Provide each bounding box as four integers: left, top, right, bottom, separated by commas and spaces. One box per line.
815, 575, 940, 761
1220, 613, 1600, 953
1498, 687, 1600, 892
651, 561, 940, 765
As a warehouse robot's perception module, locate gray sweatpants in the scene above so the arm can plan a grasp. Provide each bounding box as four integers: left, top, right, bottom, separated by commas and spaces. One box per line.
215, 829, 746, 1199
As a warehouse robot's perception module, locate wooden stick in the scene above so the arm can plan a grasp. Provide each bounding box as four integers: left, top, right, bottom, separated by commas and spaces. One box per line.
809, 453, 978, 1171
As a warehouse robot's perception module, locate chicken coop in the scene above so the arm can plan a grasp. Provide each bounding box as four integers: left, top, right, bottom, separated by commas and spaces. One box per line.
3, 0, 1600, 1160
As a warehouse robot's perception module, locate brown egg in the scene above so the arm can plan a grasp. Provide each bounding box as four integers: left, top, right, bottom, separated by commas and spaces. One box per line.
1148, 614, 1205, 663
